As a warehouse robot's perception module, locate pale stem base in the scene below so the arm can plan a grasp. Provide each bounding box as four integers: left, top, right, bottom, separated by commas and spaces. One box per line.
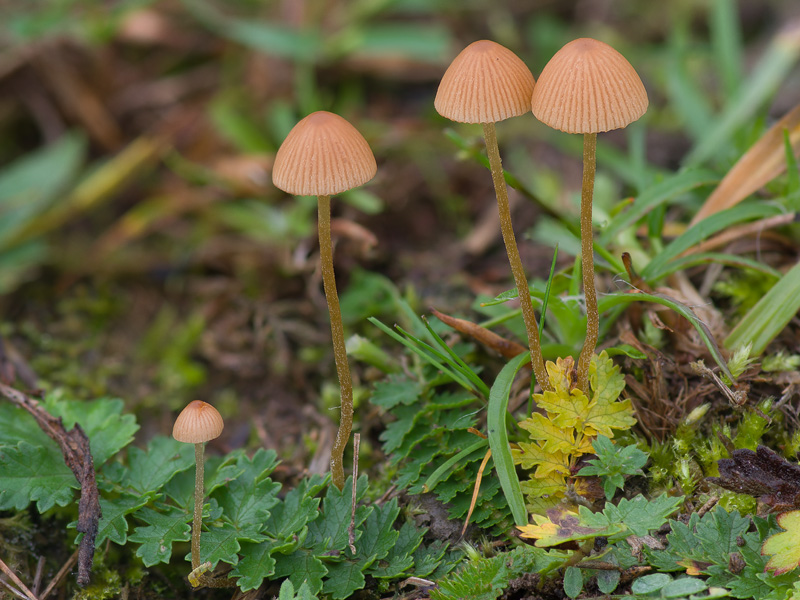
482, 122, 550, 391
318, 194, 353, 491
576, 133, 598, 394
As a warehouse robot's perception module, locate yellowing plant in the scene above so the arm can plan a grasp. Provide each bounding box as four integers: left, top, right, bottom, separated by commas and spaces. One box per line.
512, 351, 636, 513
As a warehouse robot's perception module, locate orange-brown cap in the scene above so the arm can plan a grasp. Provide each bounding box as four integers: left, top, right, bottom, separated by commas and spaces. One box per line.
435, 40, 536, 124
531, 38, 648, 134
272, 111, 377, 197
172, 400, 224, 444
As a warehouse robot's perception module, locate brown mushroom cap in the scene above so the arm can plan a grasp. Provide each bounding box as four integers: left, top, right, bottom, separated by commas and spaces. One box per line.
272, 111, 377, 197
531, 38, 648, 134
173, 400, 224, 444
435, 40, 536, 124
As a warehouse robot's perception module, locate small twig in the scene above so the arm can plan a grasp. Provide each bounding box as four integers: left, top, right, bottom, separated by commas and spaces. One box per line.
696, 495, 719, 517
39, 549, 78, 600
348, 433, 361, 555
0, 557, 39, 600
31, 557, 45, 597
0, 578, 29, 600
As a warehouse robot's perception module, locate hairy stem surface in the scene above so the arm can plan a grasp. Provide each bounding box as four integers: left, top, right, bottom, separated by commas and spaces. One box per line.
318, 194, 353, 490
577, 133, 598, 394
191, 443, 204, 570
482, 122, 550, 391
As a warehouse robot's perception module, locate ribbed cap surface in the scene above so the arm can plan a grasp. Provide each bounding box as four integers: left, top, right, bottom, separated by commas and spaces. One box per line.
531, 38, 648, 133
435, 40, 536, 124
272, 111, 377, 196
173, 400, 224, 444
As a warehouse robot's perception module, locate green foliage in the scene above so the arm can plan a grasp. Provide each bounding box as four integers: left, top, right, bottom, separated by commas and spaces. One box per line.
631, 573, 730, 599
578, 435, 649, 500
513, 352, 635, 511
0, 394, 447, 596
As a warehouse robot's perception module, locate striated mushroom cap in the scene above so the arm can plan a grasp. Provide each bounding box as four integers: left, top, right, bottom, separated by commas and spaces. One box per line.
435, 40, 536, 124
173, 400, 224, 444
531, 38, 648, 134
272, 111, 377, 197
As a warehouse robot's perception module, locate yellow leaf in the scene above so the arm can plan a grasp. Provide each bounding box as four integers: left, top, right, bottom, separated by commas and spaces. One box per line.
520, 472, 566, 500
546, 357, 576, 395
763, 510, 800, 575
535, 389, 590, 429
590, 351, 626, 407
517, 506, 614, 547
519, 413, 583, 455
584, 398, 637, 438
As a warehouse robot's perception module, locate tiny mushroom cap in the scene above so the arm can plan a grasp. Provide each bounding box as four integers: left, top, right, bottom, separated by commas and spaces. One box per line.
531, 37, 648, 134
272, 111, 377, 197
435, 40, 536, 124
173, 400, 224, 444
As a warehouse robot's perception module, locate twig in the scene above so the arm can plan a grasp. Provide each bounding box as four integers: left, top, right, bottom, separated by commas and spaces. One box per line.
348, 433, 361, 555
682, 212, 796, 256
31, 557, 45, 597
0, 557, 39, 600
40, 550, 78, 600
0, 578, 29, 600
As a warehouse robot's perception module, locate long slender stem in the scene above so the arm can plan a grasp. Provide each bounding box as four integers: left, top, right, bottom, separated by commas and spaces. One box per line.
482, 122, 550, 391
318, 194, 353, 491
191, 443, 204, 570
577, 132, 598, 394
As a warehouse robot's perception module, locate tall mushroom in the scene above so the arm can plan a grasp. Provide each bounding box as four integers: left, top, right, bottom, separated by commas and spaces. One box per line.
272, 111, 377, 491
172, 400, 224, 576
435, 40, 550, 391
531, 37, 647, 394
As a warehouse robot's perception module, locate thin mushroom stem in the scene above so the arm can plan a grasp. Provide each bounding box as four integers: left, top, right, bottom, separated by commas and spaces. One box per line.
191, 442, 204, 571
482, 122, 550, 391
576, 132, 598, 394
318, 194, 353, 491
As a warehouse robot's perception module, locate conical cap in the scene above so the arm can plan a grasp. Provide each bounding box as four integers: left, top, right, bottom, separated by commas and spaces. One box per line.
272, 111, 377, 197
531, 38, 648, 134
435, 40, 536, 124
172, 400, 224, 444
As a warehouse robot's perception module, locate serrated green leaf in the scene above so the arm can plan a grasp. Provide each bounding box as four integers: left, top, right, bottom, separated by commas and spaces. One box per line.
194, 522, 245, 567
413, 539, 448, 578
594, 494, 684, 538
0, 441, 76, 511
230, 540, 285, 591
273, 550, 327, 595
371, 375, 424, 409
306, 476, 369, 553
381, 404, 421, 453
124, 436, 194, 495
93, 495, 150, 546
129, 506, 191, 566
353, 498, 399, 565
368, 521, 423, 579
264, 475, 323, 541
213, 449, 281, 529
323, 560, 366, 600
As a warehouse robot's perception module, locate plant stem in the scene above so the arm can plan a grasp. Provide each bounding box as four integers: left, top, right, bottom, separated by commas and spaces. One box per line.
318, 194, 353, 491
191, 443, 204, 570
577, 133, 598, 394
482, 122, 550, 391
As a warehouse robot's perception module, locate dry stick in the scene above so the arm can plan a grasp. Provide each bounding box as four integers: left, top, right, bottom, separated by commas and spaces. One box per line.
576, 133, 598, 395
32, 557, 45, 597
39, 550, 78, 600
318, 194, 353, 490
0, 557, 39, 600
348, 433, 361, 555
482, 122, 550, 391
0, 578, 29, 600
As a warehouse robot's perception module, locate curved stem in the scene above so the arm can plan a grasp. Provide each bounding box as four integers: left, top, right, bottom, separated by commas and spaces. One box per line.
576, 133, 598, 394
191, 443, 204, 571
482, 122, 550, 392
318, 194, 353, 491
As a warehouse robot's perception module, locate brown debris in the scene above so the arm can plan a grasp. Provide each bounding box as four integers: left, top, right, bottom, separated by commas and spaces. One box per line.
0, 383, 100, 588
708, 445, 800, 511
430, 307, 527, 362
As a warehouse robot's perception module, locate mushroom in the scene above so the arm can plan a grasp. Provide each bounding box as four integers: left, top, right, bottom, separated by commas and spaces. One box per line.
435, 40, 550, 391
272, 111, 377, 491
531, 37, 647, 393
172, 400, 224, 578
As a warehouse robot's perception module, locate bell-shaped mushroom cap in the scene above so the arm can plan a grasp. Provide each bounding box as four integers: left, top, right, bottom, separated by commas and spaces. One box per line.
272, 111, 377, 197
531, 38, 648, 134
435, 40, 536, 124
173, 400, 224, 444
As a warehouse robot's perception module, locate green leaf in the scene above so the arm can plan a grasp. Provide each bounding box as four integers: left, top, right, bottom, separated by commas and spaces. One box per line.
306, 476, 369, 553
323, 561, 366, 600
371, 375, 423, 409
563, 566, 583, 599
230, 540, 285, 591
368, 521, 423, 579
354, 498, 400, 564
89, 495, 150, 546
213, 449, 281, 529
263, 475, 325, 540
632, 573, 672, 594
380, 404, 422, 453
0, 441, 76, 511
595, 494, 684, 538
762, 510, 800, 575
129, 506, 191, 566
196, 522, 246, 567
273, 550, 327, 596
123, 436, 194, 495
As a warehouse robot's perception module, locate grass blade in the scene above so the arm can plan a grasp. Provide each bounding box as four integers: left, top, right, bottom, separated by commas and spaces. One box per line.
487, 352, 530, 527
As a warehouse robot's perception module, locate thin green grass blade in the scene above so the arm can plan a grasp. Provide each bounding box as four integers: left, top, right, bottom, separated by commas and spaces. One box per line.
599, 292, 733, 381
725, 261, 800, 355
710, 0, 744, 97
599, 169, 718, 244
487, 352, 530, 527
651, 252, 782, 280
666, 24, 715, 140
641, 203, 786, 281
421, 438, 488, 493
421, 317, 490, 397
784, 129, 800, 198
539, 245, 559, 334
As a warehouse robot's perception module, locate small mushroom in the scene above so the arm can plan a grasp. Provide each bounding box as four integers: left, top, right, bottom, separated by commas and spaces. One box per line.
531, 37, 647, 393
435, 40, 550, 391
272, 111, 377, 491
172, 400, 223, 577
